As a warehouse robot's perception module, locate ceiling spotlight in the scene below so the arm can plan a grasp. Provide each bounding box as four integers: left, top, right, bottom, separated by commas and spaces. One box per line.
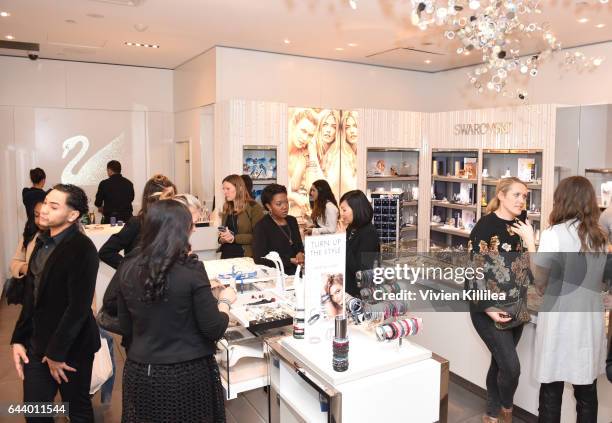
600, 0, 608, 3
0, 11, 10, 17
283, 39, 291, 44
424, 59, 432, 64
5, 34, 14, 40
348, 43, 358, 47
86, 13, 105, 19
125, 41, 159, 48
577, 18, 589, 23
134, 23, 148, 32
349, 0, 357, 10
595, 23, 606, 28
335, 47, 344, 51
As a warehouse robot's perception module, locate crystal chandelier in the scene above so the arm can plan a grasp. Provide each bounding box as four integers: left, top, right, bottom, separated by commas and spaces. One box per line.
410, 0, 604, 98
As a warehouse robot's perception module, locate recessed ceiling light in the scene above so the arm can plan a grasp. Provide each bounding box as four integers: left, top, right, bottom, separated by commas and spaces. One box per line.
125, 41, 159, 48
65, 19, 77, 24
0, 11, 10, 17
577, 18, 589, 23
422, 42, 434, 46
5, 34, 14, 40
424, 59, 432, 64
283, 39, 291, 44
335, 47, 344, 51
87, 13, 105, 19
134, 23, 148, 32
348, 43, 358, 47
595, 23, 606, 28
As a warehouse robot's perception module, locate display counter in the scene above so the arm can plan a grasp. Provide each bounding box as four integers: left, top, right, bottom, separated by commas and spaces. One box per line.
85, 224, 220, 310
266, 332, 448, 423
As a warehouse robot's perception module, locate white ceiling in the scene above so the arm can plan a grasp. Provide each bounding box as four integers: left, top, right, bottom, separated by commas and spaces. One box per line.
0, 0, 610, 71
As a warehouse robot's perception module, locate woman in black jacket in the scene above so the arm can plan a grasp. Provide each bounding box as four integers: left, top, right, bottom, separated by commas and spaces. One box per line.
116, 199, 236, 423
99, 174, 175, 269
338, 190, 380, 297
253, 184, 304, 275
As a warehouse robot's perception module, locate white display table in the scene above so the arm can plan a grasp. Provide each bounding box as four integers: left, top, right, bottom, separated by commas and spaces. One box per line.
267, 333, 449, 423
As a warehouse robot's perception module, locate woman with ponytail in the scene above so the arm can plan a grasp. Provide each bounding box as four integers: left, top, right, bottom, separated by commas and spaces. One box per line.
518, 176, 608, 422
116, 200, 236, 422
468, 177, 534, 423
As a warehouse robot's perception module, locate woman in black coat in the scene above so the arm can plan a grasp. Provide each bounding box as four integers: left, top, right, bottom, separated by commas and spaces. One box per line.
116, 199, 236, 422
337, 190, 380, 297
253, 184, 304, 275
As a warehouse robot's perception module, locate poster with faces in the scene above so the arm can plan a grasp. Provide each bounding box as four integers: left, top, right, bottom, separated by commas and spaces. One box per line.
304, 233, 346, 343
287, 108, 358, 219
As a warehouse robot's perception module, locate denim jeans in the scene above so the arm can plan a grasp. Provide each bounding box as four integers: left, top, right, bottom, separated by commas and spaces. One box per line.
470, 312, 524, 418
538, 380, 598, 423
99, 328, 116, 404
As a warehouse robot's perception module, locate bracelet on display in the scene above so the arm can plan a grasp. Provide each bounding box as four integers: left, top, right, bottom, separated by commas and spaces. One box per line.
375, 317, 422, 342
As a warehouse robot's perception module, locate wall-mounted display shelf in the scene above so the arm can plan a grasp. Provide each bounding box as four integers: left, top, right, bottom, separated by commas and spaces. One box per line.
243, 145, 277, 201
430, 149, 478, 249
367, 148, 420, 255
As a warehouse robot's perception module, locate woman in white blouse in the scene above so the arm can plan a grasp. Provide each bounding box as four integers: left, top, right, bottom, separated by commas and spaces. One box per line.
512, 176, 608, 422
305, 179, 339, 236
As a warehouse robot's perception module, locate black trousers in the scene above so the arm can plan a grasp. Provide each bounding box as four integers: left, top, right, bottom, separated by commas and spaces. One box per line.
22, 350, 94, 423
470, 312, 524, 418
538, 380, 598, 423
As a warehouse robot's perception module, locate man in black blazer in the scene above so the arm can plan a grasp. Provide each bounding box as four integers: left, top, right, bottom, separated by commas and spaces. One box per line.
11, 184, 101, 423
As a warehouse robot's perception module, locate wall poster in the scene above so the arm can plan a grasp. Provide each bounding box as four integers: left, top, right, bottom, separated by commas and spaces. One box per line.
287, 108, 358, 219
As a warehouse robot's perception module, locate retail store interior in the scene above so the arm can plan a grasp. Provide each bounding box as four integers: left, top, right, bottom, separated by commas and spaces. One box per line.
0, 0, 611, 422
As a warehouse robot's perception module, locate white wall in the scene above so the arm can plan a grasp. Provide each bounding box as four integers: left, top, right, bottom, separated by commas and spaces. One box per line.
173, 48, 217, 201
215, 46, 436, 112
0, 56, 173, 277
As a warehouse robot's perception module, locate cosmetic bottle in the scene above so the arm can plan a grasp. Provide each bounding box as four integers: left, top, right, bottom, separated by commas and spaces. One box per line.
332, 315, 349, 372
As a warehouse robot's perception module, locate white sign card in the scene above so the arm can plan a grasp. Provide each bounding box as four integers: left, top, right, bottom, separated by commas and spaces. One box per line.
304, 233, 346, 343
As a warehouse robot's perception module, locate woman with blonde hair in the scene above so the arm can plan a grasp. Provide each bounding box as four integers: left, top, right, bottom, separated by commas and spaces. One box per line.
468, 176, 533, 423
218, 174, 264, 258
314, 109, 341, 194
514, 176, 608, 422
340, 111, 358, 193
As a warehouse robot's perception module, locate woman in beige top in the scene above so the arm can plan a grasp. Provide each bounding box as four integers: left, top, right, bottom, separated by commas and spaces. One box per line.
11, 201, 47, 278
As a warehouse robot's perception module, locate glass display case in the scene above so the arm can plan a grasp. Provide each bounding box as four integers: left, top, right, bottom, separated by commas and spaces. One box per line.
430, 149, 478, 250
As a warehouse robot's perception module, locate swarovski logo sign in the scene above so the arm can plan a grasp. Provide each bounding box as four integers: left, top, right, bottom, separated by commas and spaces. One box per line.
454, 122, 512, 135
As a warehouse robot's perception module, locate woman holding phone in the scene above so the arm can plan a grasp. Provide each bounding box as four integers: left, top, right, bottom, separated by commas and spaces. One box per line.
218, 174, 264, 259
468, 177, 534, 423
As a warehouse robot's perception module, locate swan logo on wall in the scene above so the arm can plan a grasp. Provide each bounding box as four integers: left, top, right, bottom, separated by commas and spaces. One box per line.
61, 134, 125, 185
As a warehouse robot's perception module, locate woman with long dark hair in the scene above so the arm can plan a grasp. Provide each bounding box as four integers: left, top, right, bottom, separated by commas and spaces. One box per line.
218, 174, 264, 258
518, 176, 608, 422
116, 200, 235, 422
468, 177, 534, 423
338, 190, 380, 297
99, 174, 176, 269
306, 179, 339, 235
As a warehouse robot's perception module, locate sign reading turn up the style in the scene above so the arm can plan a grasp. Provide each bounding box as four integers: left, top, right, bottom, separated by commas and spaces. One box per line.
454, 122, 512, 135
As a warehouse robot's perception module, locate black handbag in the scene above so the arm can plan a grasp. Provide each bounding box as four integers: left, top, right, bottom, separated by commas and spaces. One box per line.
494, 285, 530, 330
96, 307, 122, 335
3, 276, 26, 305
